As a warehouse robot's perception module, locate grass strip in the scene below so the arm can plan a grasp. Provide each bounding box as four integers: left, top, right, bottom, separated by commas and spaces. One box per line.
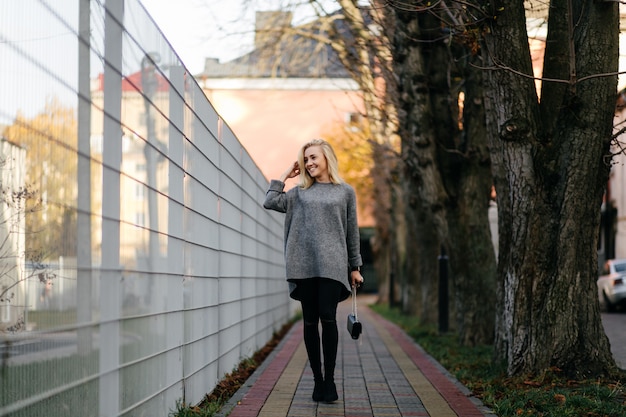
371, 304, 626, 417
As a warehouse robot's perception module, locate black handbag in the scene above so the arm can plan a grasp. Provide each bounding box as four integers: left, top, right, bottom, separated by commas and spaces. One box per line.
347, 285, 362, 340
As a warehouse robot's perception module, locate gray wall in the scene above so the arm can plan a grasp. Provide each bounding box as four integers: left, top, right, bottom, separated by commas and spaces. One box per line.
0, 1, 291, 415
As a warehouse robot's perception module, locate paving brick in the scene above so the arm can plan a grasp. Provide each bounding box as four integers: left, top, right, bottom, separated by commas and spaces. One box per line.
216, 295, 496, 417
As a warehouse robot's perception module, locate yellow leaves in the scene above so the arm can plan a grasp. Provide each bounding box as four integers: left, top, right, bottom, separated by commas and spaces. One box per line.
523, 380, 541, 387
321, 122, 375, 223
2, 96, 79, 258
457, 29, 482, 56
493, 6, 505, 20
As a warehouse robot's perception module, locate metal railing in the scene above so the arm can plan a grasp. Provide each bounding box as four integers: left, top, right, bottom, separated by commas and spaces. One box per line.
0, 1, 291, 415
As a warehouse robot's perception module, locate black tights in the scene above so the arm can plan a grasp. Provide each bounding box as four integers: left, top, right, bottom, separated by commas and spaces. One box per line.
298, 278, 343, 382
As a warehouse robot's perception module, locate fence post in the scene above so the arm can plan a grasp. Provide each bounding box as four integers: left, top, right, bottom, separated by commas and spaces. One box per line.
100, 0, 124, 414
438, 247, 449, 333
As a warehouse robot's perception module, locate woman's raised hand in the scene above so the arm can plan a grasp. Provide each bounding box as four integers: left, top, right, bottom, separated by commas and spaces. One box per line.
280, 161, 300, 182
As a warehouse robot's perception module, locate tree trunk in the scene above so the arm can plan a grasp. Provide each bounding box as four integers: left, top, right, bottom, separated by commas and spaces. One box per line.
443, 57, 497, 346
331, 0, 403, 308
417, 11, 497, 345
392, 9, 448, 322
483, 0, 619, 376
390, 8, 497, 337
370, 141, 401, 304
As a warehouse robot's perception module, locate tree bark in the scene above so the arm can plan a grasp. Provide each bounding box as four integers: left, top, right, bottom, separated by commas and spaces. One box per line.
332, 0, 403, 307
483, 0, 619, 376
443, 56, 497, 346
416, 11, 497, 344
390, 7, 497, 338
392, 9, 447, 321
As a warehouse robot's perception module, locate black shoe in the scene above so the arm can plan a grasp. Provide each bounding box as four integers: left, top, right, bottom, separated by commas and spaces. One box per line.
312, 379, 324, 402
324, 380, 338, 403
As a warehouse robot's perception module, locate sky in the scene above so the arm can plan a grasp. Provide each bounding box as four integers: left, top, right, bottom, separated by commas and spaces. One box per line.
140, 0, 255, 74
140, 0, 336, 74
139, 0, 340, 75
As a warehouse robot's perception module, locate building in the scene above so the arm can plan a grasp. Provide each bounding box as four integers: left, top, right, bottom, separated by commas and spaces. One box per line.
194, 11, 366, 189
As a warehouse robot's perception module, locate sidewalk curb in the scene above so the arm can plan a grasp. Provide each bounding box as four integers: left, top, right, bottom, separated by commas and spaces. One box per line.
214, 321, 303, 417
371, 311, 497, 417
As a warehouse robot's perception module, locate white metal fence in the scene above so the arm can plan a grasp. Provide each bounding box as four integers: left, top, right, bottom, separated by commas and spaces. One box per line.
0, 1, 291, 415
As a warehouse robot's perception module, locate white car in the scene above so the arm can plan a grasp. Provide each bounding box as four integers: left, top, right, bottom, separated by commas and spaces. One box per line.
598, 259, 626, 312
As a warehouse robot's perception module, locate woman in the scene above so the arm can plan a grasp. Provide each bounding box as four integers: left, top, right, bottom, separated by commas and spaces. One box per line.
263, 138, 364, 403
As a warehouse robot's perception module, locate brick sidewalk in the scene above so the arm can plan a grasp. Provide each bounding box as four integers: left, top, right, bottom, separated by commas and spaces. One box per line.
216, 296, 496, 417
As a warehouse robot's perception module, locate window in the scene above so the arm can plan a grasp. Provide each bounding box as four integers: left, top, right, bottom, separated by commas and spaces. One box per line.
135, 183, 146, 200
346, 112, 362, 132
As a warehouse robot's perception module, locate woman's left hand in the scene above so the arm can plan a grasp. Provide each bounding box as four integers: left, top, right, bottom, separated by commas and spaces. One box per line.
350, 270, 364, 288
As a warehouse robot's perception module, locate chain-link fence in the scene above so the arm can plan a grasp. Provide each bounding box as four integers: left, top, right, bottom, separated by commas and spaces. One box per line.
0, 1, 291, 415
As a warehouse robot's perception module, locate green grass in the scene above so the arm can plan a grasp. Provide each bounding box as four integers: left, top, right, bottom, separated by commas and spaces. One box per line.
371, 303, 626, 417
169, 318, 299, 417
169, 399, 224, 417
26, 309, 77, 330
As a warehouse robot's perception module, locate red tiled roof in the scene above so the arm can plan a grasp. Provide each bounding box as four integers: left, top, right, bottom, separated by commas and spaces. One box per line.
95, 70, 169, 92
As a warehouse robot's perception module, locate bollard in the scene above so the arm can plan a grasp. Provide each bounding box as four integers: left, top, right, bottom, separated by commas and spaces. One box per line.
390, 250, 397, 308
389, 269, 396, 308
438, 247, 449, 333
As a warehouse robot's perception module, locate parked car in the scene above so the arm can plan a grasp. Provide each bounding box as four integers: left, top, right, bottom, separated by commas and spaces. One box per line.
598, 259, 626, 312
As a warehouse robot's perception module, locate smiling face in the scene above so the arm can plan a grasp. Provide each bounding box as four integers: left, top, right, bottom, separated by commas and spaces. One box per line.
303, 145, 330, 183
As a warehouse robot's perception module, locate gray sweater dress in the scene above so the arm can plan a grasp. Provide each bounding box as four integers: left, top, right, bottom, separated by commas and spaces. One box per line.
263, 179, 362, 301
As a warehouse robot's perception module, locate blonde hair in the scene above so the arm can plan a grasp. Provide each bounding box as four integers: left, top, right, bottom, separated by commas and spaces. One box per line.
297, 139, 344, 189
